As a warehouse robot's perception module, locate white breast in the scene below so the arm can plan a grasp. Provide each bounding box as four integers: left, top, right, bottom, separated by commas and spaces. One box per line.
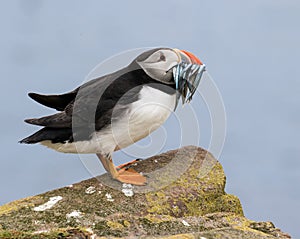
44, 86, 177, 154
109, 85, 177, 151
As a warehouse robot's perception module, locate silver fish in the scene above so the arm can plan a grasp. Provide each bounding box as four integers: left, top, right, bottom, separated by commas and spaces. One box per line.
173, 62, 206, 104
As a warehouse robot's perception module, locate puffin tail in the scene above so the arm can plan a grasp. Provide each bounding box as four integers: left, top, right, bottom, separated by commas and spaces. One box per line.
19, 127, 72, 144
28, 89, 78, 111
24, 112, 71, 128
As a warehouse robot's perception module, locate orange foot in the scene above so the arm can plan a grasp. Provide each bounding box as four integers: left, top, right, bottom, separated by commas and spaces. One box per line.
116, 158, 142, 170
115, 168, 146, 186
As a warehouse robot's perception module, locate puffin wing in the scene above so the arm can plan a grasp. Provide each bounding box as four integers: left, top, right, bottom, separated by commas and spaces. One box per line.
69, 70, 142, 130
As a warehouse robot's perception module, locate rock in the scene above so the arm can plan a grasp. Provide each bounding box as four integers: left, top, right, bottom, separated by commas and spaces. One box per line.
0, 146, 291, 238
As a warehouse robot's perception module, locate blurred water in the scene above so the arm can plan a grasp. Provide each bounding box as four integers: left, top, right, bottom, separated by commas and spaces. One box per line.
0, 0, 299, 237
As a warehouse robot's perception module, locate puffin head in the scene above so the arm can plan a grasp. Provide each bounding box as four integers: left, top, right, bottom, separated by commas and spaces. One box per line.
134, 48, 206, 103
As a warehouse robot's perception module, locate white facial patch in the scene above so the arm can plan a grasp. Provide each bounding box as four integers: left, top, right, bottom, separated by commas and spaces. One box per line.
137, 49, 179, 82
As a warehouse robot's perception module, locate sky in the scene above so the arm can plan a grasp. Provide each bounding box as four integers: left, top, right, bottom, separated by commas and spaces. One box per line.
0, 0, 299, 237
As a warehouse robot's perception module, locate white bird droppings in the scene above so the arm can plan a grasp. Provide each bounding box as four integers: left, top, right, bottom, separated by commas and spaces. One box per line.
85, 186, 96, 194
122, 183, 134, 197
182, 219, 191, 227
33, 229, 50, 234
33, 196, 62, 212
200, 237, 207, 239
105, 193, 114, 202
66, 210, 83, 222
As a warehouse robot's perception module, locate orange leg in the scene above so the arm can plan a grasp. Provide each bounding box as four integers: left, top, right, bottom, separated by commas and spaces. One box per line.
96, 154, 146, 186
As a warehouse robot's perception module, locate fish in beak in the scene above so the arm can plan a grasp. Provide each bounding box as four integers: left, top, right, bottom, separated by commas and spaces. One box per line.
173, 49, 206, 104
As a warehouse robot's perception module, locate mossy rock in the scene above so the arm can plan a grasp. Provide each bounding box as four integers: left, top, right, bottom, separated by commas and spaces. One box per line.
0, 146, 291, 238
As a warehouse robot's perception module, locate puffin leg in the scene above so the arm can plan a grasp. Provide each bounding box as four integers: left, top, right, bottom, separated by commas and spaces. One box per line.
96, 154, 146, 186
96, 153, 111, 173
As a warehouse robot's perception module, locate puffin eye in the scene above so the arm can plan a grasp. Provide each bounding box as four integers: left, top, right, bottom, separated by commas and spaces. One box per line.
159, 52, 166, 62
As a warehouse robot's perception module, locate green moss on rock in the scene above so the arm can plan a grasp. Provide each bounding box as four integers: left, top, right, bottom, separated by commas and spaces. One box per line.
145, 151, 242, 218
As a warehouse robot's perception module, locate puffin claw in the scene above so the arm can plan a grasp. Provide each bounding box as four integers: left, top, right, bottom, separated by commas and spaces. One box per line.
141, 173, 150, 178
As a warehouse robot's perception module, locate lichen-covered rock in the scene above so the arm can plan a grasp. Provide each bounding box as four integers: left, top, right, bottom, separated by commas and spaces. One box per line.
0, 146, 291, 238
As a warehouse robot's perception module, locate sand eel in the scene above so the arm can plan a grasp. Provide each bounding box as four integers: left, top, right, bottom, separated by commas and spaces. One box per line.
20, 48, 205, 185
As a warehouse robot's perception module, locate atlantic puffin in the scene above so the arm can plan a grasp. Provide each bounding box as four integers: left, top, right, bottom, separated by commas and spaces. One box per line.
20, 47, 206, 185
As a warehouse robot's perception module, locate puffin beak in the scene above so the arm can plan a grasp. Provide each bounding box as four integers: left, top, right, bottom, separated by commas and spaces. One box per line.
173, 49, 203, 65
172, 49, 206, 104
181, 50, 203, 65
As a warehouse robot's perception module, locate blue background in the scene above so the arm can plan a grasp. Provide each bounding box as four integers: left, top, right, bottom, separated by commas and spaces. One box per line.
0, 1, 299, 237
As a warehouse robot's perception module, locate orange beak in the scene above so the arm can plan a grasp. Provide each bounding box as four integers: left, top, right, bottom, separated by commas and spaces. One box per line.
180, 50, 203, 65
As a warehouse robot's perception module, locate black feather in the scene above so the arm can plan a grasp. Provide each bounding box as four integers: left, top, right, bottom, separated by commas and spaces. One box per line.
19, 127, 73, 144
28, 89, 78, 111
24, 112, 71, 128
